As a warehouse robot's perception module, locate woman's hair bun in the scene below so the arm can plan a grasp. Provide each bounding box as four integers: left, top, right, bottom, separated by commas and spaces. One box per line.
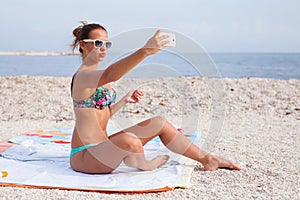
72, 21, 88, 38
72, 27, 81, 38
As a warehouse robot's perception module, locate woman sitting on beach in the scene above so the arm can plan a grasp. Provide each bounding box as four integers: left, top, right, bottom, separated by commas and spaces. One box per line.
70, 22, 241, 174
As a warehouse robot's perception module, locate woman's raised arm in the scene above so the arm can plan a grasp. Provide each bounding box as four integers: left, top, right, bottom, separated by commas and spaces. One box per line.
77, 30, 169, 88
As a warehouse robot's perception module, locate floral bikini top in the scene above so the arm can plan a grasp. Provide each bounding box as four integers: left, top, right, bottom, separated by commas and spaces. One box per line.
73, 86, 116, 110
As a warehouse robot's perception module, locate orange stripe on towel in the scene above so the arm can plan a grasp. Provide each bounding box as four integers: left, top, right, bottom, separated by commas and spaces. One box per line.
0, 182, 174, 193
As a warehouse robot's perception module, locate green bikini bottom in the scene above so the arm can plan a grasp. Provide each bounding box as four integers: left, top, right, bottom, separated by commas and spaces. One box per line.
70, 144, 97, 158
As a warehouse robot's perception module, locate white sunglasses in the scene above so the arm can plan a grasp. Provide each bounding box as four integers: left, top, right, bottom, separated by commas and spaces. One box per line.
82, 39, 112, 49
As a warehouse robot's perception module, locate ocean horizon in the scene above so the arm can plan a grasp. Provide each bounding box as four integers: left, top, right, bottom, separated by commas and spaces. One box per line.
0, 52, 299, 80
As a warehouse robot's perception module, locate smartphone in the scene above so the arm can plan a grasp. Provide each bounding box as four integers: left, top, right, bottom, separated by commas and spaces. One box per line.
160, 32, 176, 47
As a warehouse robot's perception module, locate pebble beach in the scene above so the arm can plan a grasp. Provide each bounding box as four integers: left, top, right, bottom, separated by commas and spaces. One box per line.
0, 75, 299, 199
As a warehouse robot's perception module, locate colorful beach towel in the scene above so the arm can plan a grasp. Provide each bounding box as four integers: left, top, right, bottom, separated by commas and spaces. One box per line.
0, 128, 201, 193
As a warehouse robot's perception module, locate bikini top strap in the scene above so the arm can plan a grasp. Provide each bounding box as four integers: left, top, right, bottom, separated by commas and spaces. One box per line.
70, 71, 79, 96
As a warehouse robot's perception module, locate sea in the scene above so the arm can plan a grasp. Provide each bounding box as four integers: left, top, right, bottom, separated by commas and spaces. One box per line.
0, 52, 299, 79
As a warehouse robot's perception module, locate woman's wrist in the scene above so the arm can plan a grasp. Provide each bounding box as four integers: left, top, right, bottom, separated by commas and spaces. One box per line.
137, 47, 152, 57
121, 96, 129, 104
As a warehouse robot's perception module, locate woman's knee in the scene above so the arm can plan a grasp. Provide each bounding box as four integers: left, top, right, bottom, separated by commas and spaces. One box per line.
149, 116, 168, 131
117, 132, 143, 152
153, 115, 167, 123
152, 115, 167, 122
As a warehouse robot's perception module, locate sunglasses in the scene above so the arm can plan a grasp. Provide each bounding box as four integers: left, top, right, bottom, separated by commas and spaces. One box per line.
82, 39, 112, 49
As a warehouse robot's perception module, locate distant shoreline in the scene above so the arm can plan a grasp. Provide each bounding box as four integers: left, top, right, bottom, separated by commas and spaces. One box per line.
1, 51, 299, 56
0, 51, 79, 56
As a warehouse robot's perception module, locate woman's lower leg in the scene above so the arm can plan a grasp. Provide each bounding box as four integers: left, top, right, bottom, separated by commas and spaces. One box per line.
124, 116, 240, 171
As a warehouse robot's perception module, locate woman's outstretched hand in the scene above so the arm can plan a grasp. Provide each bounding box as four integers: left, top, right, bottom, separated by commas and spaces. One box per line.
125, 90, 144, 103
142, 30, 169, 55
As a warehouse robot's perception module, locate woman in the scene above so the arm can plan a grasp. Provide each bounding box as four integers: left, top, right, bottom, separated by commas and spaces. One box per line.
70, 22, 241, 174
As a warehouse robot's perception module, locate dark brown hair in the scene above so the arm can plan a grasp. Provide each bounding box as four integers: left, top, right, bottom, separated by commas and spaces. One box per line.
71, 21, 107, 53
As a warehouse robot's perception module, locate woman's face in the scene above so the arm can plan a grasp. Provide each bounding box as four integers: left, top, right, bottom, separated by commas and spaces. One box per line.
80, 28, 109, 62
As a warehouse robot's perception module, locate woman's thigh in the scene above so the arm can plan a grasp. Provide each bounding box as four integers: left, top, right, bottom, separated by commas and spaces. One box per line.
73, 132, 142, 174
110, 116, 168, 145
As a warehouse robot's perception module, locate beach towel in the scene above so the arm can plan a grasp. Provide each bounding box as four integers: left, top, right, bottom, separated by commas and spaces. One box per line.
0, 128, 201, 193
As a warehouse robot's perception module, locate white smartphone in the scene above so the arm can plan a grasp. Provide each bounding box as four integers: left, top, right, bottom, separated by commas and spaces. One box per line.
160, 32, 176, 47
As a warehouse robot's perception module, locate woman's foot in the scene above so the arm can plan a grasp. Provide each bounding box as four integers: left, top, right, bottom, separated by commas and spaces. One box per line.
202, 154, 241, 171
146, 155, 170, 170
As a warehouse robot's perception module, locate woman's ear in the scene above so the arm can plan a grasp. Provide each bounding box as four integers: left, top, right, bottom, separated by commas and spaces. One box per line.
79, 40, 86, 51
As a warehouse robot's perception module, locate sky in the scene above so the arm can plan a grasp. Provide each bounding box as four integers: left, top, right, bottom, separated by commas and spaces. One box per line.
0, 0, 299, 53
